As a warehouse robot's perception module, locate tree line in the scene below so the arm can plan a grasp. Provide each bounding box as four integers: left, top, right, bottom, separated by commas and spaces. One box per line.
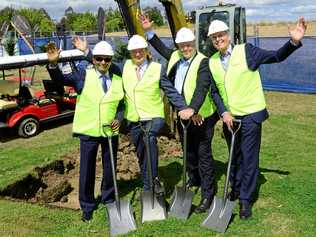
0, 6, 165, 34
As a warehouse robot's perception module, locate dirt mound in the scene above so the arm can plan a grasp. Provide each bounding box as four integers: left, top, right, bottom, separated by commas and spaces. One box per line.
0, 134, 182, 209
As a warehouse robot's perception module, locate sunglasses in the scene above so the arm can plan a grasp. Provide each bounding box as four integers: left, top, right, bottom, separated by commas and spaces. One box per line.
95, 56, 112, 62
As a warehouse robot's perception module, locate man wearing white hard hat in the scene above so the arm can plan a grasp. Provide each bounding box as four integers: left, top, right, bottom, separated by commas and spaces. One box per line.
198, 17, 306, 219
140, 14, 233, 213
47, 37, 124, 222
123, 34, 187, 195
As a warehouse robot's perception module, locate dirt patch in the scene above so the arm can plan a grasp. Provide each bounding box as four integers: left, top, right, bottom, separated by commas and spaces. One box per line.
0, 134, 182, 209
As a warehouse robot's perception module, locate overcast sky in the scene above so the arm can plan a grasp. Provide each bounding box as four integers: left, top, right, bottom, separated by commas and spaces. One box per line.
1, 0, 315, 22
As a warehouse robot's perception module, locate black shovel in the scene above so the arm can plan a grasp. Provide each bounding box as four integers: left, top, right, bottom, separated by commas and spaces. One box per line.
139, 119, 167, 223
169, 119, 194, 219
103, 125, 137, 237
202, 119, 241, 233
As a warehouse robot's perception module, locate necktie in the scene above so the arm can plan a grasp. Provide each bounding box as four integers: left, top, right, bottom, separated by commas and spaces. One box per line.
100, 75, 108, 93
136, 66, 141, 80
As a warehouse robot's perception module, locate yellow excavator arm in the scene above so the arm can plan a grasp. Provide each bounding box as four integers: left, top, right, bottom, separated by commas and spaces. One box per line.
114, 0, 145, 37
158, 0, 187, 40
115, 0, 187, 41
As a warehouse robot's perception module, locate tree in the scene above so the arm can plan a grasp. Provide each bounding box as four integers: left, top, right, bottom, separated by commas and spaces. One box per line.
143, 6, 164, 26
67, 12, 97, 32
104, 8, 124, 32
0, 7, 15, 26
17, 8, 55, 32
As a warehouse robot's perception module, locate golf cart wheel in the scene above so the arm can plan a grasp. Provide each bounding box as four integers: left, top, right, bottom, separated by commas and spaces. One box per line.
18, 117, 40, 138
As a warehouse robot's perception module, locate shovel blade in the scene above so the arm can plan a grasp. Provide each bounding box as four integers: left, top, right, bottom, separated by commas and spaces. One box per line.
169, 187, 194, 219
141, 190, 167, 223
106, 199, 137, 237
201, 196, 236, 233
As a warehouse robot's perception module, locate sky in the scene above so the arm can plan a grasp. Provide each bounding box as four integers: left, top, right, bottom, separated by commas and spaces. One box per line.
0, 0, 315, 23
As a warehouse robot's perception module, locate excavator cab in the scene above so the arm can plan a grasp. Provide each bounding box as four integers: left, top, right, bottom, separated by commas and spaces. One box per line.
195, 4, 246, 57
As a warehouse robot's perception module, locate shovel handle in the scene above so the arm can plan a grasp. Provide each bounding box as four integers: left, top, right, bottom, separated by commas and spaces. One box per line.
180, 118, 191, 130
103, 124, 121, 217
139, 119, 154, 188
180, 119, 191, 190
230, 119, 242, 135
223, 119, 241, 201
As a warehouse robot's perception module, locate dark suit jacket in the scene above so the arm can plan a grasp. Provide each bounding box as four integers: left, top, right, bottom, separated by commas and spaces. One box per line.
46, 55, 125, 123
148, 34, 227, 116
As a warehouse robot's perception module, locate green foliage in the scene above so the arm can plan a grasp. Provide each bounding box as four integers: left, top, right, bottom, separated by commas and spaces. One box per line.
39, 17, 55, 33
143, 6, 165, 26
66, 12, 97, 32
0, 7, 15, 26
16, 8, 55, 32
113, 39, 130, 62
4, 37, 16, 56
105, 8, 125, 32
106, 18, 123, 32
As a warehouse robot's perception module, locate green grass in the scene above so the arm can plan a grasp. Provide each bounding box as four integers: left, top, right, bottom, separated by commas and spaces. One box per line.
0, 123, 78, 188
0, 92, 316, 237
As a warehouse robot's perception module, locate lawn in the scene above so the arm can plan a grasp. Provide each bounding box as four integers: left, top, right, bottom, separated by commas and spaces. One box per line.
0, 91, 315, 237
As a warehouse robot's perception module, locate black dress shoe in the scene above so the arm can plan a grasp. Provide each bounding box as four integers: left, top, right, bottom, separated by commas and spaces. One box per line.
194, 198, 212, 213
239, 203, 252, 220
153, 177, 165, 196
81, 211, 93, 222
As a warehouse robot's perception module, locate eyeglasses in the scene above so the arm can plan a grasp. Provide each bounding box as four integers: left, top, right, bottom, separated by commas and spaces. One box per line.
95, 56, 112, 62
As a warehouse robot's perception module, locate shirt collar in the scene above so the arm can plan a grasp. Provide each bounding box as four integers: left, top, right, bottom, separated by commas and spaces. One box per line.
220, 44, 232, 58
180, 53, 195, 64
95, 69, 109, 79
137, 59, 148, 70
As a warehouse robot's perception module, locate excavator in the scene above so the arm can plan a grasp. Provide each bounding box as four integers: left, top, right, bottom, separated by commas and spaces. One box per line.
114, 0, 246, 135
114, 0, 246, 56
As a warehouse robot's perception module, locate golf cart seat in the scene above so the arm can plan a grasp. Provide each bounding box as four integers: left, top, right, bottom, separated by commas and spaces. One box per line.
42, 79, 64, 99
0, 99, 18, 110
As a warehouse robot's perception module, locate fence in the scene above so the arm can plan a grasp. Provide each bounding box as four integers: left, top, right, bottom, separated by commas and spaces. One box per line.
18, 35, 316, 94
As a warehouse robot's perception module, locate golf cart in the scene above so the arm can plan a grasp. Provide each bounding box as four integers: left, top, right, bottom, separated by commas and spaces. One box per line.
0, 49, 85, 138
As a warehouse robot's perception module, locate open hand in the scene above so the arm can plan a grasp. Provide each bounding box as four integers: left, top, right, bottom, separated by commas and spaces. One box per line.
72, 36, 88, 53
289, 17, 307, 44
138, 14, 154, 32
46, 42, 61, 65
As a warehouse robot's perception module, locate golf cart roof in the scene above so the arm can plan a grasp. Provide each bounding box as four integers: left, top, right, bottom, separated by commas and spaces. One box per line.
0, 49, 85, 70
0, 80, 20, 96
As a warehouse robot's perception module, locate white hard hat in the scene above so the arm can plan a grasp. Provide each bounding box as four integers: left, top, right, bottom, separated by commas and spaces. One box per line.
92, 41, 114, 56
127, 35, 148, 50
207, 20, 229, 36
175, 27, 195, 44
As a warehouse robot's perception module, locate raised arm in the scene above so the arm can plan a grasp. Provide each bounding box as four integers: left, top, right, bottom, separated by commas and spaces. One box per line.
139, 14, 174, 60
46, 42, 85, 93
246, 17, 306, 70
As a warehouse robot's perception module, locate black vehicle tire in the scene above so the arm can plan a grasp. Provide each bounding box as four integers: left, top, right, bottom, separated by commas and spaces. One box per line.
18, 117, 40, 138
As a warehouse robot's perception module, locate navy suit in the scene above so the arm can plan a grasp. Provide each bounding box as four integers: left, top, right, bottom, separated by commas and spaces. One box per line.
219, 41, 302, 205
148, 34, 228, 199
47, 57, 124, 213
